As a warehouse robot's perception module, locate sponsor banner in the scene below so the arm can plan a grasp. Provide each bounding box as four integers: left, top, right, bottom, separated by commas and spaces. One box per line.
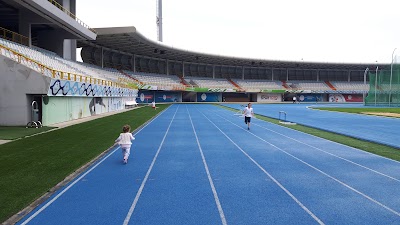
246, 89, 262, 93
289, 90, 366, 94
136, 91, 154, 103
297, 94, 323, 102
257, 93, 282, 102
197, 92, 221, 102
329, 94, 363, 102
139, 84, 158, 90
155, 92, 182, 102
261, 89, 286, 93
48, 79, 137, 97
185, 87, 236, 92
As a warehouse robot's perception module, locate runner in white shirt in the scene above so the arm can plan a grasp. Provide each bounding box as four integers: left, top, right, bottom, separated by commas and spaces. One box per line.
115, 125, 135, 164
243, 103, 254, 130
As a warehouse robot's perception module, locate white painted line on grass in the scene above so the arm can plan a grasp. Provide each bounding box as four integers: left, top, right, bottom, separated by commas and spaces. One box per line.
187, 106, 227, 225
123, 106, 179, 225
20, 107, 169, 225
199, 109, 325, 225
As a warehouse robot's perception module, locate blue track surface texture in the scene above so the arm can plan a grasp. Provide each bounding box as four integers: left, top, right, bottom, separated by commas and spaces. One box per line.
17, 104, 400, 225
223, 103, 400, 148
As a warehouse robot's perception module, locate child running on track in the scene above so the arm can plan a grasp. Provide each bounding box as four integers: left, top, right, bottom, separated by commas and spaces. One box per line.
115, 125, 135, 164
243, 103, 254, 130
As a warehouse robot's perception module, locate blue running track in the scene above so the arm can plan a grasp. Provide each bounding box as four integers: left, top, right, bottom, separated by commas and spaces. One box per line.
223, 103, 400, 148
17, 104, 400, 225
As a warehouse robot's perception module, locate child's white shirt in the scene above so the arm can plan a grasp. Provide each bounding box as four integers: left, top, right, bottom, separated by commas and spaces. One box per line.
116, 133, 135, 147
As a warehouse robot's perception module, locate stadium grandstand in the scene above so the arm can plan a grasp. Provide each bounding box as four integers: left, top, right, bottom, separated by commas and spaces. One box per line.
78, 27, 387, 103
0, 0, 392, 128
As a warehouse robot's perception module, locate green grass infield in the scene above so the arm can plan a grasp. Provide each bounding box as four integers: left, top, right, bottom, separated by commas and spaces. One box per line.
313, 107, 400, 116
0, 126, 55, 140
0, 105, 169, 223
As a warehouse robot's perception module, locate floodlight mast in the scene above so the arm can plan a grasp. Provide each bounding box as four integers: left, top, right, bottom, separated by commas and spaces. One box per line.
156, 0, 163, 42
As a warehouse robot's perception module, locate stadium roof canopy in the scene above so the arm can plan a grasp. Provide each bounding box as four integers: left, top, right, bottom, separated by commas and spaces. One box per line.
78, 26, 384, 71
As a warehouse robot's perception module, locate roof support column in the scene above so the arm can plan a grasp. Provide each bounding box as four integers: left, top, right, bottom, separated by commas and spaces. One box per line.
213, 65, 215, 79
101, 47, 104, 68
242, 66, 245, 80
271, 68, 274, 81
166, 59, 169, 75
132, 55, 136, 72
286, 68, 289, 81
348, 70, 351, 82
182, 62, 185, 78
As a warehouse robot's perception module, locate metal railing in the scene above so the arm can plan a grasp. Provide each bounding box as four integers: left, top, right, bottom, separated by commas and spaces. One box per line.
47, 0, 97, 34
0, 44, 128, 88
0, 27, 29, 46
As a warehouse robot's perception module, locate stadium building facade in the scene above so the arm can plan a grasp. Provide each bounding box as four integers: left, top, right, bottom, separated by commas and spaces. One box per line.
79, 27, 387, 103
0, 0, 391, 126
0, 0, 136, 126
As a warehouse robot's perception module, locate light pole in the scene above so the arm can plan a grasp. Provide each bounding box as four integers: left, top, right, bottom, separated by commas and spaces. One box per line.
389, 48, 397, 106
156, 0, 163, 42
375, 65, 378, 106
363, 67, 369, 105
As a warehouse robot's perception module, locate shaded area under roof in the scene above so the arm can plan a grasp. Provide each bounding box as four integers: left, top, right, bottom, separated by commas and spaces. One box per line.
77, 26, 386, 71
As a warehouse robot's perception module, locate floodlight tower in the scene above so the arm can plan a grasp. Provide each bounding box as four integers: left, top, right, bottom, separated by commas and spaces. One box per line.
156, 0, 163, 42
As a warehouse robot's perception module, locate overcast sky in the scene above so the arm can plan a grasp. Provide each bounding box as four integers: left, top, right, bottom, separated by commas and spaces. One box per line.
76, 0, 400, 64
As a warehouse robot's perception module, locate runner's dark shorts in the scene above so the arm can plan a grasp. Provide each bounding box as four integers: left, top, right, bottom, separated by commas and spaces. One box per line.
245, 116, 251, 124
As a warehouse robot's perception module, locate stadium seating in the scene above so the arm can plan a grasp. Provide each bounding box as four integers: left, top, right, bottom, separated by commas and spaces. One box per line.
0, 37, 130, 84
0, 37, 373, 93
187, 77, 236, 89
233, 79, 283, 91
288, 81, 332, 91
123, 70, 185, 90
331, 82, 369, 91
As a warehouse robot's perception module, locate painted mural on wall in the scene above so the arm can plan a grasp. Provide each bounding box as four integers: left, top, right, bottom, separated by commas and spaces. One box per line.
48, 79, 138, 97
41, 96, 129, 125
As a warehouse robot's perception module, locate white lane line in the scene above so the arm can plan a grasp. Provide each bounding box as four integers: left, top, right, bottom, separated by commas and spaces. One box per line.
213, 111, 400, 218
198, 108, 325, 225
123, 105, 179, 225
20, 107, 169, 225
186, 106, 228, 225
21, 148, 121, 225
221, 107, 400, 181
251, 121, 400, 182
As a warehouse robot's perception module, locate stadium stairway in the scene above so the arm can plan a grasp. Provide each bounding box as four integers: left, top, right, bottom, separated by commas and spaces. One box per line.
119, 70, 143, 85
228, 79, 244, 91
281, 80, 290, 89
179, 76, 190, 87
324, 81, 337, 90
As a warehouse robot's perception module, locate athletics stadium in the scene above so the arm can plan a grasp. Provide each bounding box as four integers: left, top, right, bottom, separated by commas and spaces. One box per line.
0, 0, 400, 224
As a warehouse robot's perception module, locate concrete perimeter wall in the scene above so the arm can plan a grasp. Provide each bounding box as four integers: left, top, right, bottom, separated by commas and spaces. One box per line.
0, 54, 137, 126
0, 55, 49, 126
42, 96, 128, 126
